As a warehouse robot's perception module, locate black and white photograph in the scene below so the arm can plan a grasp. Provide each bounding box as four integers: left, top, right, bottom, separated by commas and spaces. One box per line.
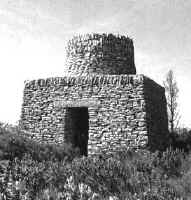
0, 0, 191, 199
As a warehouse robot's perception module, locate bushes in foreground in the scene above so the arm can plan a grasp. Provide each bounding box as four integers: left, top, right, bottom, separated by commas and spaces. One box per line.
0, 147, 189, 199
0, 129, 80, 162
1, 152, 184, 200
0, 123, 190, 199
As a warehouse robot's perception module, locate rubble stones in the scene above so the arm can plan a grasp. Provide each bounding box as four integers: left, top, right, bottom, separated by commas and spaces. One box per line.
20, 33, 169, 155
20, 75, 169, 155
65, 33, 136, 76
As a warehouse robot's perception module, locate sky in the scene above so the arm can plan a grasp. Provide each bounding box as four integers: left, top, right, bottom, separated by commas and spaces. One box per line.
0, 0, 191, 127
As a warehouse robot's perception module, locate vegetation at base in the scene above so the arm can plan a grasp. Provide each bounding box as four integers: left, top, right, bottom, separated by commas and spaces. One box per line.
170, 129, 191, 152
0, 122, 191, 199
0, 123, 80, 162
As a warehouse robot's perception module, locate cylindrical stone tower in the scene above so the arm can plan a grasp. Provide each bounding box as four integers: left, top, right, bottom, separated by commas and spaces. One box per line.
20, 33, 169, 155
65, 33, 136, 75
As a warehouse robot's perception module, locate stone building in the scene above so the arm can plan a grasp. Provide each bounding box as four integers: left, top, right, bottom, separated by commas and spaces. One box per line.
20, 33, 169, 155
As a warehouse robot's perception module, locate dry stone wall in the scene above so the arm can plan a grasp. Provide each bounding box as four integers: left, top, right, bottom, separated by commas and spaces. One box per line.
144, 78, 169, 151
20, 75, 168, 155
20, 33, 169, 155
65, 33, 136, 75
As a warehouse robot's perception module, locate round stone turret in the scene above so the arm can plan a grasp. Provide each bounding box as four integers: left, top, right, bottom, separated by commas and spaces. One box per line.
65, 33, 136, 75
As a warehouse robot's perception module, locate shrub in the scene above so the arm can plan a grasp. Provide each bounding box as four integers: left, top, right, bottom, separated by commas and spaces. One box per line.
0, 148, 187, 200
0, 132, 80, 162
70, 152, 182, 199
170, 129, 191, 152
158, 147, 185, 177
0, 121, 189, 199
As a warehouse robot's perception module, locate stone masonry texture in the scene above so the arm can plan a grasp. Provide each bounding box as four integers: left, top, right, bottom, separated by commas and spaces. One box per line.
65, 33, 136, 75
20, 33, 169, 155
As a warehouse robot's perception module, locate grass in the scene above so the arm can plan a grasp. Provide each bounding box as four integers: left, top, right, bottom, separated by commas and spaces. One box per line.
0, 122, 190, 199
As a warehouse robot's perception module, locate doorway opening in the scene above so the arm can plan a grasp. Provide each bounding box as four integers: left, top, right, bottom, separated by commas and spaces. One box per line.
65, 107, 89, 156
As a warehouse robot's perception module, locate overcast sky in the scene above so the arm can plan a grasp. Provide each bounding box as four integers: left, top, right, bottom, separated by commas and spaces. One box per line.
0, 0, 191, 127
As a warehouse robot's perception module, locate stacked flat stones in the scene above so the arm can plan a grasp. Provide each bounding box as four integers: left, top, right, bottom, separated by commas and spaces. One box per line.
65, 33, 136, 75
20, 33, 169, 155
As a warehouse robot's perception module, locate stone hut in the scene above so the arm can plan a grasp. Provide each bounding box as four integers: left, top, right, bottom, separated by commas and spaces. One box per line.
20, 33, 169, 155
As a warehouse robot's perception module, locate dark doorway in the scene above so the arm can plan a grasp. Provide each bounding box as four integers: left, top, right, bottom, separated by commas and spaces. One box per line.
65, 107, 89, 156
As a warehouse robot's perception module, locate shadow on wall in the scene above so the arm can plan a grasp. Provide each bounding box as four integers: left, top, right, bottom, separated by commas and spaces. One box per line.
144, 78, 169, 151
